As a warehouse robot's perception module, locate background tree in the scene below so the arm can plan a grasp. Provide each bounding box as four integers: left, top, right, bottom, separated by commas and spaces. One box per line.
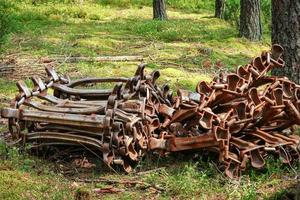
153, 0, 167, 20
271, 0, 300, 84
215, 0, 225, 18
239, 0, 262, 41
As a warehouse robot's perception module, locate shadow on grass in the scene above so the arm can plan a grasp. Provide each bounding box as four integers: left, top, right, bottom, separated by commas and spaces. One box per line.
5, 14, 238, 53
265, 182, 300, 200
61, 17, 237, 43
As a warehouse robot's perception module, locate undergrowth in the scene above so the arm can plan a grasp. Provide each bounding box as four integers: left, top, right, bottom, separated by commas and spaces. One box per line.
0, 140, 298, 199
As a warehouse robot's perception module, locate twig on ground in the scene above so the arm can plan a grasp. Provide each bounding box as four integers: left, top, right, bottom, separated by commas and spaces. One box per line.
18, 55, 144, 63
75, 177, 165, 192
93, 186, 125, 194
135, 167, 166, 176
158, 61, 182, 67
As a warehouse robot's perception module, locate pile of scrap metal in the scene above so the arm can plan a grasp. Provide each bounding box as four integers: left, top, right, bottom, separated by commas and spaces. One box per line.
1, 44, 300, 178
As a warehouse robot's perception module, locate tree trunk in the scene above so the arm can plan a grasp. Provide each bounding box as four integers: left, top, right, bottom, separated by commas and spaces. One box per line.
271, 0, 300, 84
239, 0, 262, 41
153, 0, 167, 20
215, 0, 225, 18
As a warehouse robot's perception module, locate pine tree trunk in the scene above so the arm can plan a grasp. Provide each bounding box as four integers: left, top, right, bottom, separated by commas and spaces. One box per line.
215, 0, 225, 18
153, 0, 167, 20
239, 0, 262, 41
271, 0, 300, 84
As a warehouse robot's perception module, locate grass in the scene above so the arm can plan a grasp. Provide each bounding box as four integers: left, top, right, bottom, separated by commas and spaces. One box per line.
0, 143, 298, 200
1, 1, 270, 66
0, 1, 298, 200
0, 169, 73, 199
0, 144, 74, 199
0, 1, 270, 94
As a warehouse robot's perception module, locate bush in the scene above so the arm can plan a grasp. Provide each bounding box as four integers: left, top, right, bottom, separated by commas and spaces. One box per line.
223, 0, 240, 26
261, 0, 271, 31
167, 0, 214, 12
99, 0, 148, 8
0, 1, 15, 44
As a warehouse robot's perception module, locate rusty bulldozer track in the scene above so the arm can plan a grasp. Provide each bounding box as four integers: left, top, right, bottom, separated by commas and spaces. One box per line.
1, 44, 300, 178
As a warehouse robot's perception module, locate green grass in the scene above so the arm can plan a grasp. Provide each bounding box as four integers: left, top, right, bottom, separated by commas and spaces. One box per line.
0, 1, 270, 94
0, 1, 298, 200
1, 1, 269, 66
0, 169, 73, 199
0, 142, 298, 200
0, 143, 74, 200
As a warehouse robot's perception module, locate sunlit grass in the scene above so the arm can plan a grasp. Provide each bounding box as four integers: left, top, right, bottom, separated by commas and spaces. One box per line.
1, 2, 270, 69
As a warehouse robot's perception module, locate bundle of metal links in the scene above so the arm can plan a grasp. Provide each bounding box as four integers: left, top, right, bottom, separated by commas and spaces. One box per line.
1, 44, 300, 178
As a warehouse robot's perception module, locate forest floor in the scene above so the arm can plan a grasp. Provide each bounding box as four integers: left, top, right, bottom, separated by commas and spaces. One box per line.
0, 2, 299, 200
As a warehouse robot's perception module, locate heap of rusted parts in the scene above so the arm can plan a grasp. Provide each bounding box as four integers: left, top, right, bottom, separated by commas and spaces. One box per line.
1, 44, 300, 178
